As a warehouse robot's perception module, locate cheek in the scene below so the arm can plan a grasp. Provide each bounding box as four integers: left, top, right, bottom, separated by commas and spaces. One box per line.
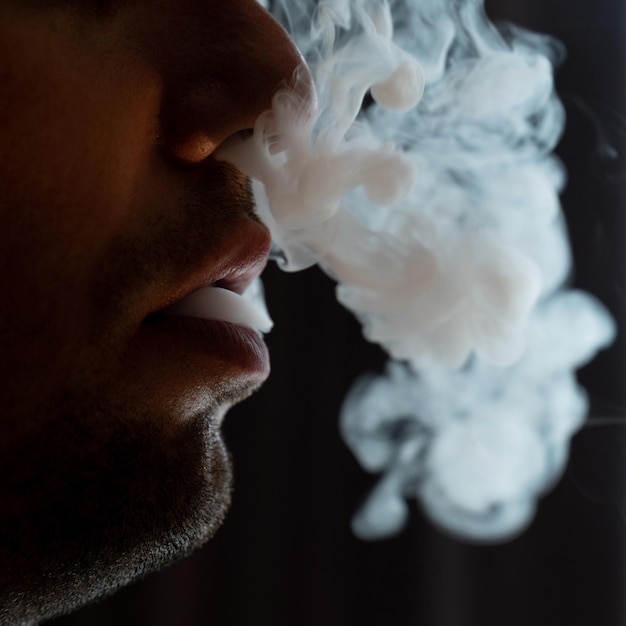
0, 21, 160, 298
0, 18, 161, 416
0, 24, 161, 244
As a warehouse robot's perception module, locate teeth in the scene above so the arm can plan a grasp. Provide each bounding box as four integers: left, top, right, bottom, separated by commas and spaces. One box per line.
165, 282, 273, 334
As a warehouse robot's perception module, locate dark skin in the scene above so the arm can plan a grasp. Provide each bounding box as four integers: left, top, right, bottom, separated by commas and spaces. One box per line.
0, 1, 313, 623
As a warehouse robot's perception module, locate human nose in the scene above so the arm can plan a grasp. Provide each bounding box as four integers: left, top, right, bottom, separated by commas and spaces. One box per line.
156, 0, 314, 165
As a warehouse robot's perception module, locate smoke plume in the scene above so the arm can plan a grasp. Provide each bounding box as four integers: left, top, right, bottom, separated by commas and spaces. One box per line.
219, 0, 616, 542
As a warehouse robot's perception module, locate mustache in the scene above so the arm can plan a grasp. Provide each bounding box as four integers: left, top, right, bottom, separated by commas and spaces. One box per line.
89, 161, 257, 331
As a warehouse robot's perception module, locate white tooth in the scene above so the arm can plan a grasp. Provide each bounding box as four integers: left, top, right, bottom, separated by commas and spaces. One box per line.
166, 285, 273, 333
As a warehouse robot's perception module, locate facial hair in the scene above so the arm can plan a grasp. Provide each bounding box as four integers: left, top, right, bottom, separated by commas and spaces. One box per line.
0, 386, 233, 625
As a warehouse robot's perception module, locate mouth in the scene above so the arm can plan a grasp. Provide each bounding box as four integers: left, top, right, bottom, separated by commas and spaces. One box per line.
162, 279, 273, 335
140, 313, 271, 386
135, 218, 273, 391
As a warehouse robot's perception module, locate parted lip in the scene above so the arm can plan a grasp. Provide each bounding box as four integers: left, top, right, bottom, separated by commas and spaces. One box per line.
144, 217, 272, 320
130, 213, 272, 393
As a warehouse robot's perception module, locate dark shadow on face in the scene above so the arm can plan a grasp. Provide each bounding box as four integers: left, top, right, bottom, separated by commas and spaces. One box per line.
0, 390, 232, 625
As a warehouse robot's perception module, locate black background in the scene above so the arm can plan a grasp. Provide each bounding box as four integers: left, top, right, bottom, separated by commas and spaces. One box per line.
50, 1, 626, 624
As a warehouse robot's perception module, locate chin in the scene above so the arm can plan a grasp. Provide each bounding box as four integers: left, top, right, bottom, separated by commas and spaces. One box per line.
0, 397, 233, 626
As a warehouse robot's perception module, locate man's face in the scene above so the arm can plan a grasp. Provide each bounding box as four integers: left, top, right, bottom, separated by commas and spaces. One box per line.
0, 0, 307, 622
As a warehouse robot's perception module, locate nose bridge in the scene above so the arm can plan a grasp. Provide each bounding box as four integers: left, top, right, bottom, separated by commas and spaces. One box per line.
160, 0, 312, 164
224, 3, 306, 121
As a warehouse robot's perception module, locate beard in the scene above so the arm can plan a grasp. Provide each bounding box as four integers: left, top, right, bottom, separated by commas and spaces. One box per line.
0, 162, 266, 625
0, 388, 233, 626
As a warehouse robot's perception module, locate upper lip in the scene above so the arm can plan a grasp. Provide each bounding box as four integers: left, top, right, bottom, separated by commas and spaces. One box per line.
146, 217, 272, 319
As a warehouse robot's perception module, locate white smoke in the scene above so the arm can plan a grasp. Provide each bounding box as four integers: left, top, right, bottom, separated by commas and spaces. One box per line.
219, 0, 616, 542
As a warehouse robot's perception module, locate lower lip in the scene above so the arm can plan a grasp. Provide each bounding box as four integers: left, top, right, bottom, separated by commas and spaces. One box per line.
139, 314, 270, 380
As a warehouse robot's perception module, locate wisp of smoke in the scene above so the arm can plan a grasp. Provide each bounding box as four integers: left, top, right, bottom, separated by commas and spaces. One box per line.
219, 0, 616, 542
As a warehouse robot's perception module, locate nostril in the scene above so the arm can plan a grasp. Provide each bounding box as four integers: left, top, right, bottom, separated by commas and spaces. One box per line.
213, 128, 256, 164
237, 128, 254, 141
